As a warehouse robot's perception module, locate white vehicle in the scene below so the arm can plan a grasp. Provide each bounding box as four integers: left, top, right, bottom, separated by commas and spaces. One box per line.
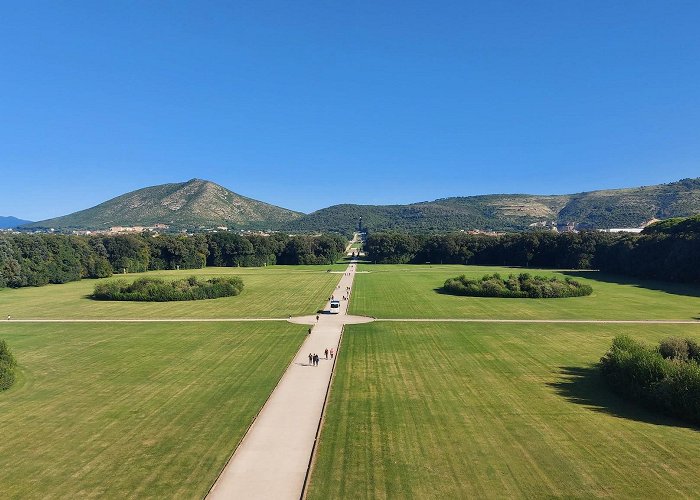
329, 300, 341, 314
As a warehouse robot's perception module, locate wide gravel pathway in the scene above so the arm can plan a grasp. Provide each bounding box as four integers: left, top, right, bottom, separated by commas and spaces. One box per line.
206, 262, 367, 500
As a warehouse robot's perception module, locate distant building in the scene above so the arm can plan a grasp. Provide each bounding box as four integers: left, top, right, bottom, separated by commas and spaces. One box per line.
556, 222, 577, 233
599, 228, 644, 233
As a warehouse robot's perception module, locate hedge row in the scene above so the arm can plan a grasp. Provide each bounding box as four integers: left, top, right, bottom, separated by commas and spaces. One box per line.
442, 273, 593, 298
600, 335, 700, 425
91, 276, 244, 302
0, 340, 17, 391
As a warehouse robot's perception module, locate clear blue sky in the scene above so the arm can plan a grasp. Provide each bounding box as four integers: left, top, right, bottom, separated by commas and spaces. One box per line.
2, 1, 699, 220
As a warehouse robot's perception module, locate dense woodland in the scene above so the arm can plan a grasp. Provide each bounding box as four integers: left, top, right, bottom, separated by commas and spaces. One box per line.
1, 215, 698, 289
0, 232, 345, 288
365, 216, 700, 283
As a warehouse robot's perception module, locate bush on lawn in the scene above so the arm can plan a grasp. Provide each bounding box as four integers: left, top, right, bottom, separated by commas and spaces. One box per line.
600, 335, 700, 425
0, 339, 17, 391
442, 273, 592, 298
91, 276, 244, 302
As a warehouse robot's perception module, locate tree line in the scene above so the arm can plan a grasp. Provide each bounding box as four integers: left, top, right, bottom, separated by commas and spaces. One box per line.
364, 221, 700, 283
0, 232, 346, 288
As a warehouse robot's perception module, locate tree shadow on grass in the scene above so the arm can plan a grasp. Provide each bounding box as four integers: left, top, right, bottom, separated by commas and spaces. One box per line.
548, 366, 698, 431
562, 271, 700, 299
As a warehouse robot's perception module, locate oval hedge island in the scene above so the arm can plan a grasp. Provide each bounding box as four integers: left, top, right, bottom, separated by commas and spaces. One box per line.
442, 273, 592, 298
91, 276, 244, 302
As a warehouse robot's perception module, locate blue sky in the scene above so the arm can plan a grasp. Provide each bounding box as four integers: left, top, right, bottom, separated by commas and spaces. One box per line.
1, 1, 699, 220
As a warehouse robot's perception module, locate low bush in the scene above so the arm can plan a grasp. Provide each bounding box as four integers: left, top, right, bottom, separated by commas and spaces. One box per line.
600, 335, 700, 425
0, 339, 17, 391
442, 273, 592, 298
659, 337, 700, 363
91, 276, 244, 302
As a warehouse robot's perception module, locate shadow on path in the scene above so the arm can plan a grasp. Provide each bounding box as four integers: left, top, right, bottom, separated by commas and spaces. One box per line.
548, 365, 697, 431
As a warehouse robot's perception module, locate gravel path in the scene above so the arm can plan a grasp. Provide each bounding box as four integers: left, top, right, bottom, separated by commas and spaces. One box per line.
206, 263, 360, 500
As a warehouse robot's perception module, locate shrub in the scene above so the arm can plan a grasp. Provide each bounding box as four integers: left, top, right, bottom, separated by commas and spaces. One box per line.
442, 273, 592, 298
659, 337, 690, 361
91, 276, 244, 302
0, 339, 17, 391
600, 335, 700, 425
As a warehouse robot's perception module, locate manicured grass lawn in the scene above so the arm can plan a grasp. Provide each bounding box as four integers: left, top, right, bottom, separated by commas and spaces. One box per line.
0, 265, 344, 319
0, 321, 306, 498
349, 264, 700, 320
308, 322, 700, 499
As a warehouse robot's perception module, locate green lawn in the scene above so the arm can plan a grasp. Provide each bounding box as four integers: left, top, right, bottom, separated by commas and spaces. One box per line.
0, 321, 305, 499
0, 265, 343, 319
308, 322, 700, 499
350, 264, 700, 320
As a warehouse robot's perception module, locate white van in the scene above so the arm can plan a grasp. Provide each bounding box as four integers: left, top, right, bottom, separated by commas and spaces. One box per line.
329, 300, 341, 314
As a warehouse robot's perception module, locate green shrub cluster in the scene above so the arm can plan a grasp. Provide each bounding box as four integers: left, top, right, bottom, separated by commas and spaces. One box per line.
0, 339, 17, 391
600, 335, 700, 425
91, 276, 244, 302
442, 273, 592, 298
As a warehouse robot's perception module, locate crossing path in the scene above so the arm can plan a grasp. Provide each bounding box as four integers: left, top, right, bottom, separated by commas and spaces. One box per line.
206, 261, 372, 500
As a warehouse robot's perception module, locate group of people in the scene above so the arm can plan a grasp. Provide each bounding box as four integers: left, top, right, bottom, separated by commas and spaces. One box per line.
307, 348, 335, 366
333, 285, 352, 301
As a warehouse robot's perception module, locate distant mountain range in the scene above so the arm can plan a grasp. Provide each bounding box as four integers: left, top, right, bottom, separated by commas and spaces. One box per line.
0, 216, 32, 229
22, 177, 700, 234
291, 177, 700, 234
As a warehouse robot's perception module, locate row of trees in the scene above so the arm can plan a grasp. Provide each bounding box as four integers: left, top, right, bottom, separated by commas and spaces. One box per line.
0, 232, 346, 288
600, 335, 700, 425
364, 226, 700, 283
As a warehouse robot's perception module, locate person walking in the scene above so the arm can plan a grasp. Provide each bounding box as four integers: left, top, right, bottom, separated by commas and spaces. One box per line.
324, 348, 328, 359
330, 348, 334, 359
308, 353, 313, 365
316, 315, 319, 322
308, 327, 312, 335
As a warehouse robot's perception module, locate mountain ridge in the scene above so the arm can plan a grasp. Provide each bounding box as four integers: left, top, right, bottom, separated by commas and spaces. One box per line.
21, 177, 700, 233
289, 177, 700, 234
0, 216, 33, 229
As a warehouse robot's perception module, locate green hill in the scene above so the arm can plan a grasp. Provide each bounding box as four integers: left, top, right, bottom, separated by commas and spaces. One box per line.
25, 179, 303, 231
291, 178, 700, 234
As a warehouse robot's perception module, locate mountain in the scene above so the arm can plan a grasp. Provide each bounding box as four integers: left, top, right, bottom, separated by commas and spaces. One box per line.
290, 178, 700, 234
20, 176, 700, 234
24, 179, 303, 231
0, 216, 33, 229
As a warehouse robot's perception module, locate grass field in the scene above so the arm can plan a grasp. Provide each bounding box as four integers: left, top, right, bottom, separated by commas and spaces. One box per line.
0, 321, 306, 498
349, 264, 700, 320
0, 265, 344, 319
308, 322, 700, 498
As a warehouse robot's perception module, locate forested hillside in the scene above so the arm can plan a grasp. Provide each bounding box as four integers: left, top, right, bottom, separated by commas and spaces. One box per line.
292, 178, 700, 234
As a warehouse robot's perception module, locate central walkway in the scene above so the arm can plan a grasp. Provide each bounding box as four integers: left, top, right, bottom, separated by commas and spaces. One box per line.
207, 262, 372, 500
